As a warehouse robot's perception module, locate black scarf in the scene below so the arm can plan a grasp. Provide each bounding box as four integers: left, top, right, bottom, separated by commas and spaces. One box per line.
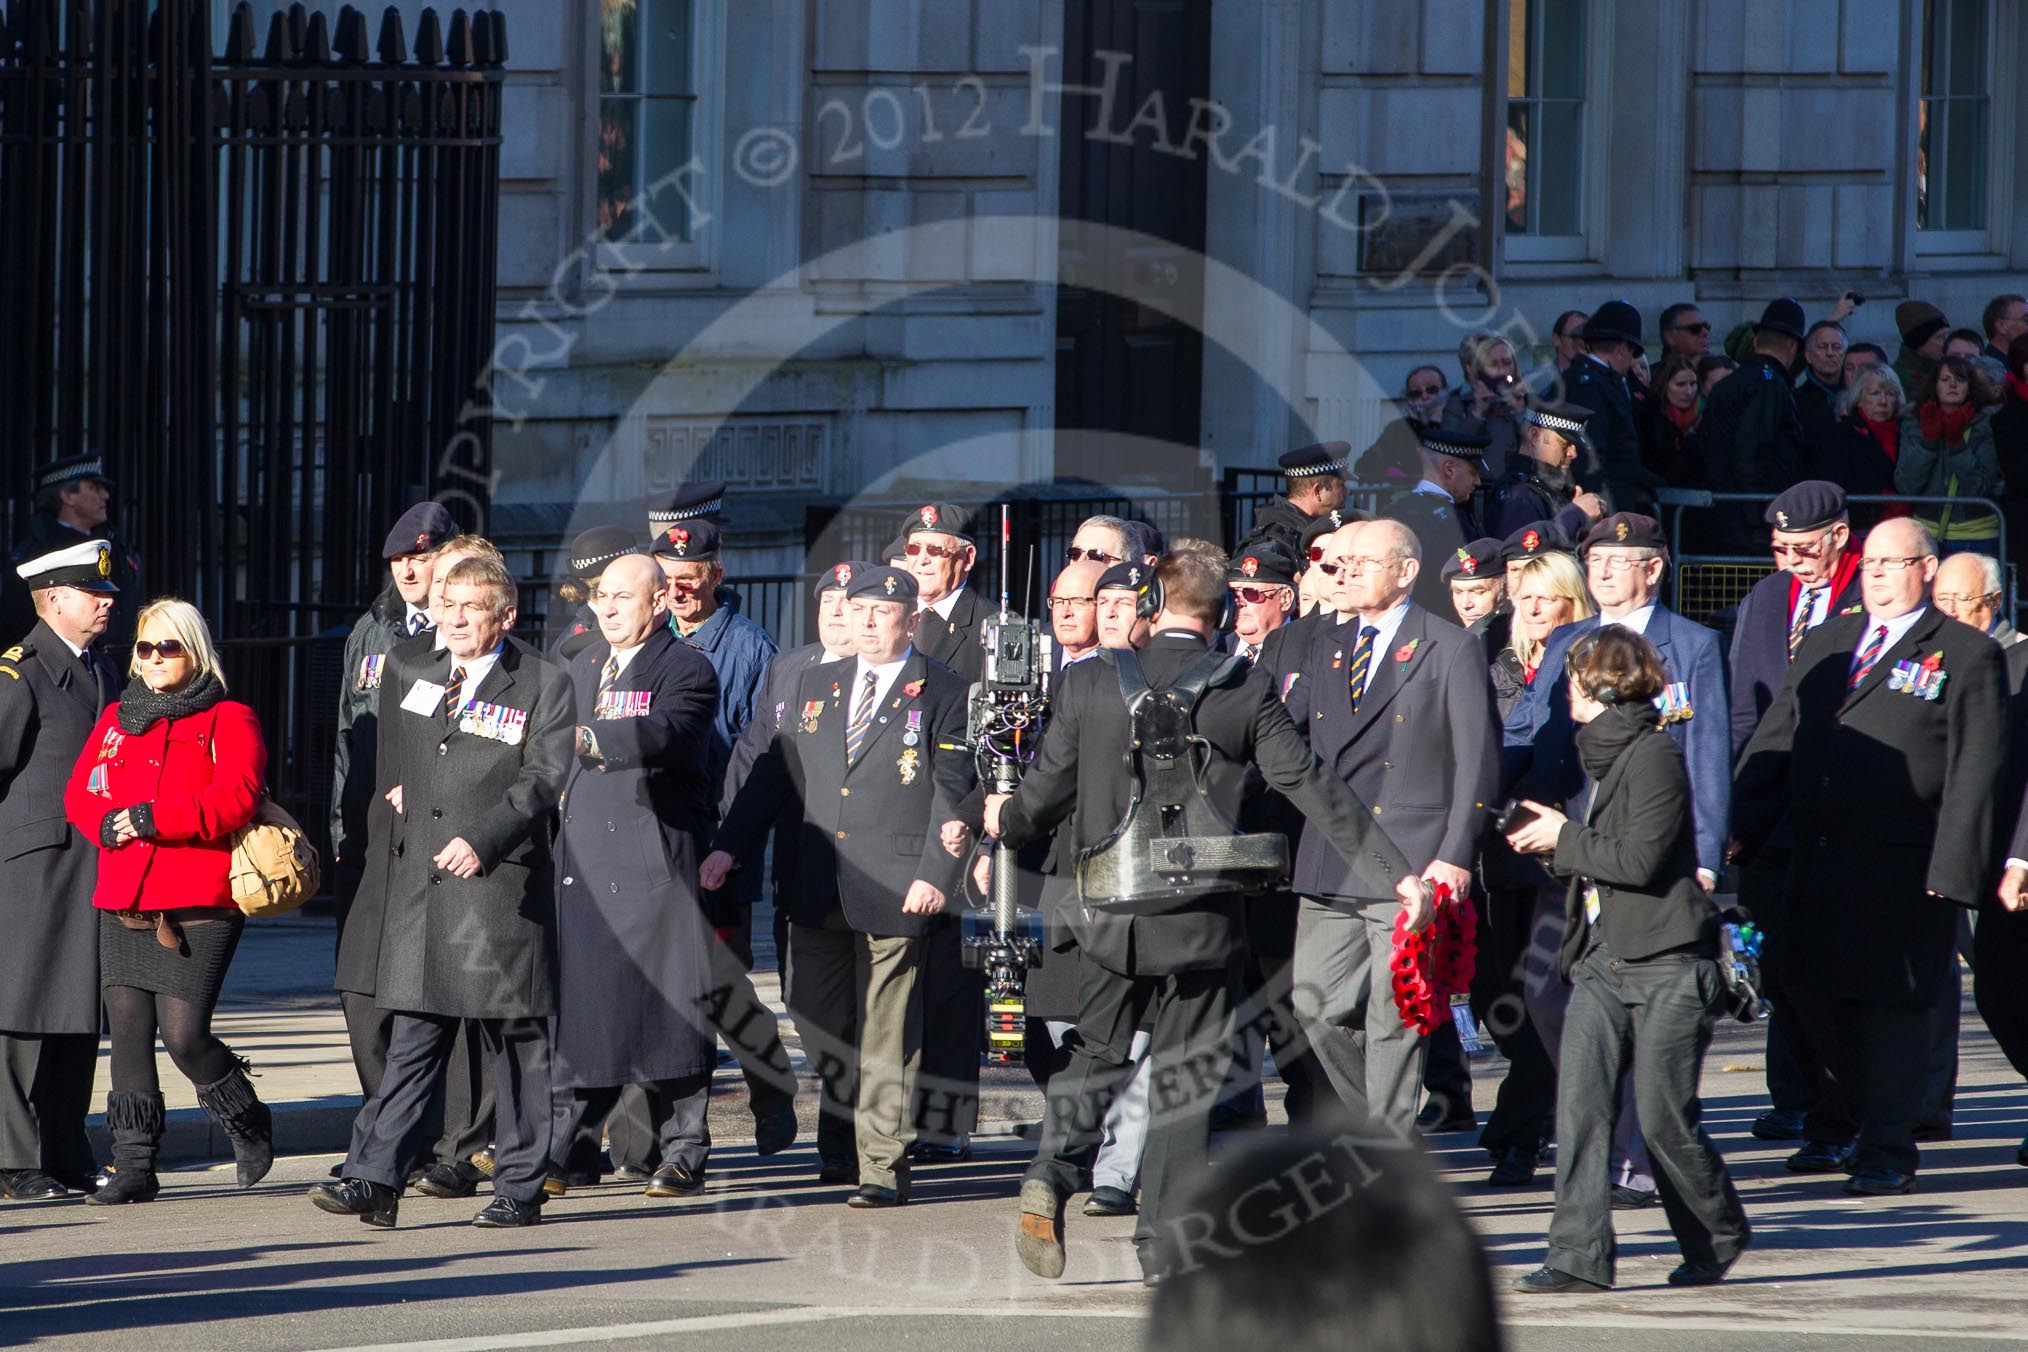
1529, 455, 1577, 502
1575, 700, 1659, 783
116, 669, 226, 734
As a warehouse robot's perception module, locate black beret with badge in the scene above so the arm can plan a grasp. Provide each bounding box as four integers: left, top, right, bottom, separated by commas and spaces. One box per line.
904, 502, 974, 544
650, 517, 721, 562
647, 480, 724, 525
813, 559, 873, 597
1578, 511, 1668, 554
1228, 540, 1299, 590
1095, 560, 1151, 594
34, 451, 113, 493
1764, 481, 1848, 534
16, 538, 119, 594
881, 532, 910, 564
1441, 537, 1504, 584
568, 525, 641, 580
382, 500, 459, 560
1500, 519, 1574, 564
1299, 507, 1364, 558
844, 564, 919, 604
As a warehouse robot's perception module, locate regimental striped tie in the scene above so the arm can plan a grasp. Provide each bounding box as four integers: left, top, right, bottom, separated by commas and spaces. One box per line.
1848, 624, 1888, 692
443, 665, 467, 722
844, 670, 878, 764
1788, 586, 1822, 662
598, 655, 620, 700
1346, 625, 1379, 712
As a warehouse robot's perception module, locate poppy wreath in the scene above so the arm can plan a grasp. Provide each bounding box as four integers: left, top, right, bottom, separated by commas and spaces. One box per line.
1389, 883, 1479, 1035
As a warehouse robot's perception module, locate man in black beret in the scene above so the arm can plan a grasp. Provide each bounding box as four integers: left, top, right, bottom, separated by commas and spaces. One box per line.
1383, 425, 1486, 616
1724, 479, 1864, 1142
1702, 299, 1808, 551
1563, 300, 1653, 513
5, 453, 143, 650
1244, 442, 1349, 558
1226, 541, 1299, 665
1442, 537, 1508, 638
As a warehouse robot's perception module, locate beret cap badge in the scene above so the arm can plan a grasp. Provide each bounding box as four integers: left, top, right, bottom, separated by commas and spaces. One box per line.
920, 505, 938, 528
1240, 556, 1258, 577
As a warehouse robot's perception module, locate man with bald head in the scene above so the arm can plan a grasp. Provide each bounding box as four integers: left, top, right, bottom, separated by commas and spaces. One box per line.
1282, 517, 1500, 1136
1736, 516, 2006, 1196
1047, 558, 1106, 670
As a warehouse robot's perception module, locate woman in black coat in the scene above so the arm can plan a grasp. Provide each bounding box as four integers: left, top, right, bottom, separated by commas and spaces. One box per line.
1501, 628, 1749, 1294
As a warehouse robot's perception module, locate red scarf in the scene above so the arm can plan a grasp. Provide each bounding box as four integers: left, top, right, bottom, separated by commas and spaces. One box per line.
1860, 414, 1901, 463
2009, 372, 2028, 405
1662, 400, 1701, 437
1918, 400, 1977, 445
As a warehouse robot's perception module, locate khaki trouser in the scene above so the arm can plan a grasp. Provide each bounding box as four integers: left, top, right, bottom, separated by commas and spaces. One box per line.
854, 931, 926, 1190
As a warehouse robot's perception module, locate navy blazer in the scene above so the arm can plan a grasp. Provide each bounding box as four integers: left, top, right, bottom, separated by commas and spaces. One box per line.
1283, 603, 1499, 900
1726, 565, 1866, 759
1510, 606, 1731, 877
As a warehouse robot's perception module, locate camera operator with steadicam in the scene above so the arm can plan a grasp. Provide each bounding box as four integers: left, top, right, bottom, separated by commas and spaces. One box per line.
982, 547, 1425, 1288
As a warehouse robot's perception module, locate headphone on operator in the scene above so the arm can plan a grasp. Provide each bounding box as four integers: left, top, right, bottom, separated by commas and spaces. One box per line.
1135, 562, 1238, 634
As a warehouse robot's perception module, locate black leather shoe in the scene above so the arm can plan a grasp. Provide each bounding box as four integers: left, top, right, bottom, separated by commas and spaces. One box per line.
472, 1195, 543, 1227
541, 1168, 595, 1197
308, 1178, 399, 1228
1512, 1265, 1609, 1294
469, 1145, 496, 1177
847, 1183, 905, 1208
818, 1159, 858, 1186
1844, 1168, 1916, 1196
1415, 1101, 1476, 1134
1785, 1140, 1854, 1173
1669, 1257, 1739, 1286
612, 1163, 653, 1184
1016, 1178, 1066, 1278
1083, 1185, 1136, 1217
906, 1136, 972, 1163
2017, 1135, 2028, 1167
413, 1162, 479, 1199
86, 1165, 158, 1206
645, 1162, 706, 1198
1912, 1122, 1952, 1143
754, 1106, 798, 1158
48, 1170, 99, 1196
1610, 1184, 1658, 1209
1750, 1108, 1805, 1141
0, 1169, 68, 1200
1487, 1144, 1539, 1188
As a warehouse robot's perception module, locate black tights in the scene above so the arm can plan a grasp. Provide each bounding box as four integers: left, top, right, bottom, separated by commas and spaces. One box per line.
104, 985, 235, 1091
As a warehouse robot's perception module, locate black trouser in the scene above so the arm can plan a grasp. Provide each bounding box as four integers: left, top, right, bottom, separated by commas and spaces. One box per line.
0, 1031, 98, 1175
1544, 943, 1748, 1288
1027, 958, 1233, 1264
1789, 986, 1932, 1178
1242, 889, 1334, 1126
1973, 902, 2028, 1081
1469, 887, 1555, 1155
1743, 849, 1817, 1116
784, 912, 861, 1167
552, 1076, 710, 1177
913, 914, 981, 1144
340, 990, 491, 1170
347, 1013, 550, 1204
1918, 911, 1973, 1134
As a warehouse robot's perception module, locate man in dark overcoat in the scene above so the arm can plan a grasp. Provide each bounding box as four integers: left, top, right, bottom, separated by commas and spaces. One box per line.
704, 566, 975, 1207
0, 541, 120, 1198
984, 548, 1423, 1283
1735, 517, 2006, 1195
311, 555, 574, 1228
550, 553, 724, 1197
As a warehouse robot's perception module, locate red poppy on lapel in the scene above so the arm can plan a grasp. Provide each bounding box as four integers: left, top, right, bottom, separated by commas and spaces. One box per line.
1394, 638, 1420, 664
902, 680, 923, 698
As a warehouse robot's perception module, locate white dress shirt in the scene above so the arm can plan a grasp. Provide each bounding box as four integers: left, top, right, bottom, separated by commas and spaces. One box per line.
1347, 599, 1412, 668
1602, 603, 1657, 637
1789, 583, 1832, 633
851, 646, 915, 715
446, 644, 504, 710
923, 587, 966, 621
1852, 606, 1926, 669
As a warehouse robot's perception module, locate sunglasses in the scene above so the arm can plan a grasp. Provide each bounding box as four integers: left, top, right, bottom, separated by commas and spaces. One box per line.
1671, 321, 1712, 335
1407, 384, 1443, 398
1064, 545, 1120, 565
1307, 544, 1327, 562
1229, 585, 1284, 604
134, 640, 186, 660
904, 541, 961, 560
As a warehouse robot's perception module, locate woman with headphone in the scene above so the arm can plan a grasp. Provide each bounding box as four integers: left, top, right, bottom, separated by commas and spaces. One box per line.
1498, 626, 1750, 1294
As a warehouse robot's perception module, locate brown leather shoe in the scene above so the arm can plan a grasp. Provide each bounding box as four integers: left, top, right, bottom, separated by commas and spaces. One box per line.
1016, 1178, 1066, 1278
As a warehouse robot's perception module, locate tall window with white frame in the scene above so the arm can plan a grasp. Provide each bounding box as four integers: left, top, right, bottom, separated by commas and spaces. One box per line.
1916, 0, 1990, 237
1503, 0, 1586, 244
597, 0, 697, 244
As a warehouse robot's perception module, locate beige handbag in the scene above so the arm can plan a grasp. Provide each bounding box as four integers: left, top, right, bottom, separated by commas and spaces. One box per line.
205, 712, 321, 917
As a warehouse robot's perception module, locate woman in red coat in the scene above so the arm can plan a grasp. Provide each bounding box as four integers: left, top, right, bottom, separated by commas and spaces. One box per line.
64, 598, 272, 1204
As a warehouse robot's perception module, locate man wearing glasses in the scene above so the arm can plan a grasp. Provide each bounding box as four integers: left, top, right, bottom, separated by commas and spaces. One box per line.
1226, 542, 1298, 665
1246, 443, 1351, 559
1404, 366, 1449, 426
1736, 517, 2006, 1198
1064, 516, 1134, 573
1511, 512, 1730, 1207
1724, 483, 1866, 1143
1659, 303, 1712, 361
902, 502, 991, 685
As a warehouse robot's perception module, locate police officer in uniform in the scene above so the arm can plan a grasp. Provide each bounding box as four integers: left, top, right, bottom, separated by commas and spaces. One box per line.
547, 527, 639, 662
5, 454, 143, 650
1563, 300, 1652, 513
645, 480, 724, 541
704, 566, 976, 1208
0, 540, 120, 1199
1383, 425, 1487, 616
985, 548, 1423, 1283
1245, 442, 1351, 558
1486, 401, 1607, 543
1702, 299, 1809, 552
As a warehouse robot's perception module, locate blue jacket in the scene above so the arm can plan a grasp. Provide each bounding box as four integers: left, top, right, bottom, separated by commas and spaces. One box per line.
676, 598, 779, 910
1508, 605, 1730, 876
